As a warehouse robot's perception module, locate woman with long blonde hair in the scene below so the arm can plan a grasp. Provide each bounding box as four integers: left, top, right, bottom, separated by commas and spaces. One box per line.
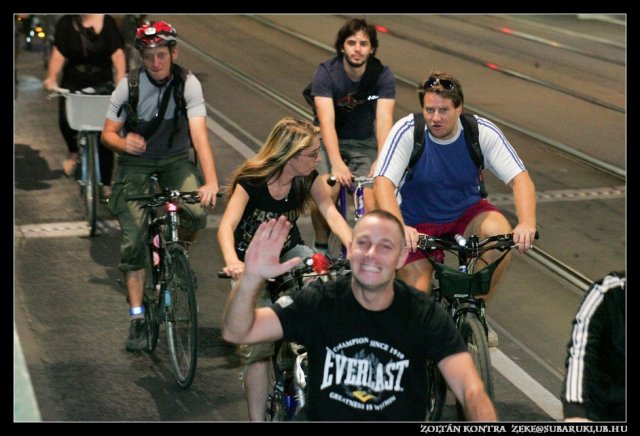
218, 116, 351, 421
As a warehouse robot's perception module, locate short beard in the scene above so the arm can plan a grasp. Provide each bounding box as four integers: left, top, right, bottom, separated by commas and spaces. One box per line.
344, 55, 368, 69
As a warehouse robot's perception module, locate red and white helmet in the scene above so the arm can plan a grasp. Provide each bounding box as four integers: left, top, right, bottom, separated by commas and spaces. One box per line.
135, 21, 177, 51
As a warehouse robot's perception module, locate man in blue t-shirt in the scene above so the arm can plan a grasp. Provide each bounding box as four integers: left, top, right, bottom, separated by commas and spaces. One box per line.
309, 18, 396, 253
373, 71, 537, 332
222, 211, 496, 421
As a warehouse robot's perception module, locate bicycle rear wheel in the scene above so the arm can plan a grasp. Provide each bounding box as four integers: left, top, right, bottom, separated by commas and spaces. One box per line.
83, 133, 99, 237
164, 244, 198, 388
456, 313, 494, 419
425, 359, 446, 421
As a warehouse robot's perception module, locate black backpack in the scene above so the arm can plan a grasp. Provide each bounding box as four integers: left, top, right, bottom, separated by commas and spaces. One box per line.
117, 64, 190, 147
409, 112, 487, 198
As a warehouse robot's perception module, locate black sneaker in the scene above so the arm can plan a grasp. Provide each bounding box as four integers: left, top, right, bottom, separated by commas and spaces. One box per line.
126, 318, 148, 352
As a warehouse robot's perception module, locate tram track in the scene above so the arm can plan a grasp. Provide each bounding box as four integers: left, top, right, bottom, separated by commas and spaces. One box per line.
246, 15, 625, 180
179, 32, 619, 291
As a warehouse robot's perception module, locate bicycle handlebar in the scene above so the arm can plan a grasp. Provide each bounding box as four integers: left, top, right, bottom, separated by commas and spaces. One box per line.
47, 85, 114, 98
218, 254, 350, 279
125, 189, 200, 206
417, 231, 539, 254
46, 86, 70, 99
327, 175, 375, 188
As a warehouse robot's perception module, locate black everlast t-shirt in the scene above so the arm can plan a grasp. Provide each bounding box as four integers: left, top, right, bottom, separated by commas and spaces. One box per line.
272, 274, 466, 421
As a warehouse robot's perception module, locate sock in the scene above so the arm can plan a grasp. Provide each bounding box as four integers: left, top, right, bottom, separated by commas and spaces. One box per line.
129, 306, 144, 321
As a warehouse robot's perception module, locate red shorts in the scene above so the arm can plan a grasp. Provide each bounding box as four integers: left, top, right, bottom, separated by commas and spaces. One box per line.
405, 199, 501, 266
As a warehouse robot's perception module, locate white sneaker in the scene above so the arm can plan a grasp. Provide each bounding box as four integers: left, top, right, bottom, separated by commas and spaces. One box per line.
487, 324, 499, 348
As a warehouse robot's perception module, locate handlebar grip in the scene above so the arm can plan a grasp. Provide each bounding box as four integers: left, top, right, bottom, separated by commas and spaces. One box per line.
534, 231, 540, 240
180, 192, 201, 203
327, 176, 338, 187
218, 272, 231, 279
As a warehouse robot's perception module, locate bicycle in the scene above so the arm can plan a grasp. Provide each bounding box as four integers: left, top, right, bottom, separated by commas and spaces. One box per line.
326, 175, 374, 258
219, 253, 351, 420
418, 231, 538, 421
49, 86, 112, 236
125, 184, 200, 388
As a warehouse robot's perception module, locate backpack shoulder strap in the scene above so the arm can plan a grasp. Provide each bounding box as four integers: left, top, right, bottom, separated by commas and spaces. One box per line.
172, 64, 189, 118
352, 56, 383, 101
460, 113, 483, 169
409, 112, 426, 170
460, 113, 488, 198
117, 66, 142, 128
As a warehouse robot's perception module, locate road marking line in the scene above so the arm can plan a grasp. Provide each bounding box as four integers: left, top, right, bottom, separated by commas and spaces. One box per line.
492, 348, 563, 420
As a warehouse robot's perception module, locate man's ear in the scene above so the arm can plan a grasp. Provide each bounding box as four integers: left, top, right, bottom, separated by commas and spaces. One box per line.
396, 246, 409, 270
171, 46, 179, 61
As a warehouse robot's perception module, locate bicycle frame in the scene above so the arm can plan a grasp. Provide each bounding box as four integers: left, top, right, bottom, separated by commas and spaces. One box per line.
327, 176, 374, 258
48, 87, 111, 236
418, 231, 538, 420
126, 185, 201, 388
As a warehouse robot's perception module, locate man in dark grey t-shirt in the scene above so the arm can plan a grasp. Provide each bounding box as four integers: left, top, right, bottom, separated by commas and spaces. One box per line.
308, 18, 396, 253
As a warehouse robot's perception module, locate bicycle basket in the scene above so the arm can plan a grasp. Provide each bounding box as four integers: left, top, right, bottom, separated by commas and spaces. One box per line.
433, 262, 497, 297
64, 93, 112, 131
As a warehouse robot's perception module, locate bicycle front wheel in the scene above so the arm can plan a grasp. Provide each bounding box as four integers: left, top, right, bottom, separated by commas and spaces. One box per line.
164, 244, 198, 388
142, 286, 160, 352
456, 313, 494, 419
266, 342, 298, 421
266, 355, 287, 422
84, 133, 99, 236
425, 360, 446, 421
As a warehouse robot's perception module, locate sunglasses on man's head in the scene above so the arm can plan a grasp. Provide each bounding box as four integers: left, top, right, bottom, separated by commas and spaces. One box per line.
422, 78, 455, 91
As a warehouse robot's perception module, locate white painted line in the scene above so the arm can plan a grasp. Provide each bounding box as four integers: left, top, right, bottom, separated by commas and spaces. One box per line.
491, 348, 563, 420
14, 325, 42, 421
206, 117, 255, 159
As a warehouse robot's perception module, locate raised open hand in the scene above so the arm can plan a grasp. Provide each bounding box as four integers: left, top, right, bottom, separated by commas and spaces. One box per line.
243, 215, 302, 280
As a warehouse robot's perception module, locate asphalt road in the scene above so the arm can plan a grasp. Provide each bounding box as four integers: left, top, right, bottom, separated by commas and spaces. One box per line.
14, 14, 625, 423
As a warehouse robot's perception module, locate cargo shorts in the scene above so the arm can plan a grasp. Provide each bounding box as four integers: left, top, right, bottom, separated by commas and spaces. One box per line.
108, 152, 207, 272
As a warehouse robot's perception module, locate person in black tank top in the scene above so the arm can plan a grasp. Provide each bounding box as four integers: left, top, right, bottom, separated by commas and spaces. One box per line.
218, 116, 352, 421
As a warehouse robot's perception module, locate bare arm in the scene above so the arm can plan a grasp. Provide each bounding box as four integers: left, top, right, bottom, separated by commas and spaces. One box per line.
111, 48, 126, 85
373, 175, 419, 252
508, 171, 537, 252
217, 185, 249, 279
310, 176, 352, 248
438, 352, 497, 421
43, 46, 65, 90
371, 98, 395, 171
101, 118, 147, 156
188, 116, 219, 207
315, 96, 351, 185
222, 216, 302, 344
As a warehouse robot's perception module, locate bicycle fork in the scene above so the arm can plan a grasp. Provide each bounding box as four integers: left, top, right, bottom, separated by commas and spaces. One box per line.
78, 132, 102, 186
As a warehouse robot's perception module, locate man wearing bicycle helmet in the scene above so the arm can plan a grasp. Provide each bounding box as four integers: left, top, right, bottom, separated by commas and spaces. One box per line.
373, 71, 537, 347
102, 20, 219, 352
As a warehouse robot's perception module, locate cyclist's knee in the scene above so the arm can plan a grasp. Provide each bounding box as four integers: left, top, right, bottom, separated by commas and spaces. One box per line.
398, 262, 432, 292
471, 211, 511, 237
